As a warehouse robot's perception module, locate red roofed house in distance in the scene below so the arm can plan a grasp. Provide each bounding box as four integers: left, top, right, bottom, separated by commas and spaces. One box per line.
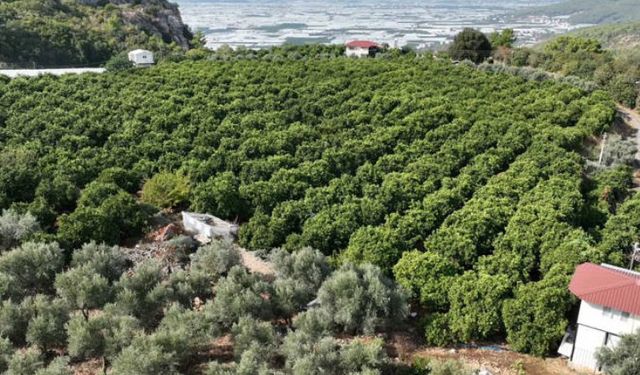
345, 40, 381, 58
558, 263, 640, 371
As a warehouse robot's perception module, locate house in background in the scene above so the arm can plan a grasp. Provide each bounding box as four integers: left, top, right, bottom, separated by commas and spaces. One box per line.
345, 40, 381, 58
558, 263, 640, 371
128, 49, 155, 67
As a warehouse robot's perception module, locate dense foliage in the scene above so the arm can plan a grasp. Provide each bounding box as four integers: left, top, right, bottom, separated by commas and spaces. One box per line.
448, 28, 492, 63
0, 225, 408, 374
499, 34, 640, 108
0, 0, 193, 68
0, 52, 632, 359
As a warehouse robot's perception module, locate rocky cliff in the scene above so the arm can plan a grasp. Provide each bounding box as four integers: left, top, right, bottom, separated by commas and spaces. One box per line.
0, 0, 194, 68
79, 0, 193, 50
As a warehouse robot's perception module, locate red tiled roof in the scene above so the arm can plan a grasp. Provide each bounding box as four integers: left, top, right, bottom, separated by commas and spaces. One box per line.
346, 40, 380, 49
569, 263, 640, 316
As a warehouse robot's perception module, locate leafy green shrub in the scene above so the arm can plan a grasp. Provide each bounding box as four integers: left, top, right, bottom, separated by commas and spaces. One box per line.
141, 172, 190, 209
191, 172, 247, 220
105, 54, 134, 73
58, 188, 150, 248
449, 28, 492, 63
502, 266, 573, 356
393, 250, 460, 310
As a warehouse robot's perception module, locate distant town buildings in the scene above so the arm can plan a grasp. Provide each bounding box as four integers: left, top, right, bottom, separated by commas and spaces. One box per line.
128, 49, 155, 67
559, 263, 640, 371
345, 40, 381, 58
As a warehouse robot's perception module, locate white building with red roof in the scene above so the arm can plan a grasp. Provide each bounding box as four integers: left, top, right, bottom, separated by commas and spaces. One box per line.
559, 263, 640, 370
345, 40, 381, 58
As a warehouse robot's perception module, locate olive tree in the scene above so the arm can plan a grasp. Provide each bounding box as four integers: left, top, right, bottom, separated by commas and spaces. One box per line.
25, 296, 69, 352
0, 242, 65, 300
190, 240, 242, 281
66, 309, 141, 366
231, 316, 277, 361
596, 329, 640, 375
271, 247, 330, 318
0, 210, 39, 251
70, 242, 129, 282
55, 265, 113, 320
0, 336, 14, 373
111, 336, 178, 375
114, 260, 169, 327
204, 266, 273, 328
0, 299, 31, 345
5, 348, 43, 375
315, 263, 408, 334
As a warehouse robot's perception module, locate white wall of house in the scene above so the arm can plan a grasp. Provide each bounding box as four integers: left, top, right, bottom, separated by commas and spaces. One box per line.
128, 50, 155, 66
569, 301, 640, 370
345, 47, 371, 58
578, 302, 640, 336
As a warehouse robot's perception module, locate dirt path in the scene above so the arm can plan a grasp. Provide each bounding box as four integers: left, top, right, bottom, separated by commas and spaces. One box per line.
408, 347, 589, 375
616, 105, 640, 188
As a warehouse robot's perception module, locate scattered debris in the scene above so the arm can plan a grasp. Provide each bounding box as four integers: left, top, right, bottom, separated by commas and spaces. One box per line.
148, 223, 181, 242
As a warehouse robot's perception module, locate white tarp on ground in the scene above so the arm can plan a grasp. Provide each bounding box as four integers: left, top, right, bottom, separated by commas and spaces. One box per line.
0, 68, 105, 78
182, 212, 239, 241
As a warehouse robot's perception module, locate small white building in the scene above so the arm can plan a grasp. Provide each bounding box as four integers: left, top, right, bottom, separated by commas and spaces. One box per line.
345, 40, 381, 58
559, 263, 640, 371
127, 49, 155, 67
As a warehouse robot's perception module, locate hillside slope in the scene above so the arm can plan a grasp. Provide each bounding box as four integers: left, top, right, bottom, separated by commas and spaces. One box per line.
564, 22, 640, 50
1, 54, 630, 359
0, 0, 194, 68
520, 0, 640, 25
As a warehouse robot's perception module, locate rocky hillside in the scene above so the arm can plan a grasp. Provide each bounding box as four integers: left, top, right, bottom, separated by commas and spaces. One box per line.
0, 0, 194, 68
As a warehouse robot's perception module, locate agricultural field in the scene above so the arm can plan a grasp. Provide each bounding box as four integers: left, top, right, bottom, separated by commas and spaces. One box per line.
0, 54, 636, 373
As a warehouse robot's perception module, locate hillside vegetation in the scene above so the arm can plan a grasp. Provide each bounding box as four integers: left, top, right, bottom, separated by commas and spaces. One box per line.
520, 0, 640, 25
0, 0, 194, 68
1, 54, 638, 371
562, 22, 640, 50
